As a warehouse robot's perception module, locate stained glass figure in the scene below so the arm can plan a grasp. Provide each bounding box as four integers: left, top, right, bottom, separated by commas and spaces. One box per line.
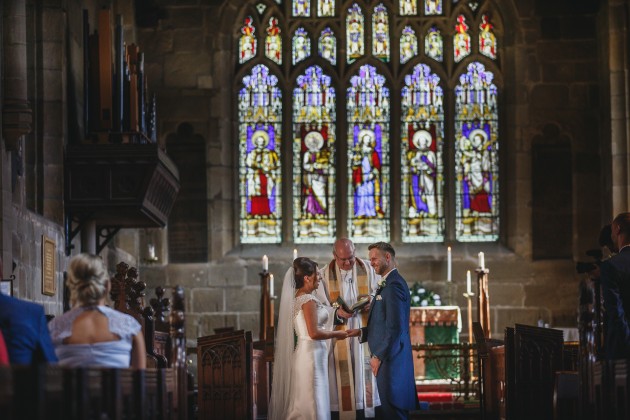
318, 27, 337, 65
400, 0, 417, 16
293, 27, 311, 64
372, 4, 390, 62
479, 14, 497, 60
425, 26, 443, 62
318, 0, 335, 17
239, 16, 257, 64
293, 66, 337, 243
401, 64, 445, 241
454, 62, 499, 241
293, 0, 310, 17
346, 3, 364, 63
425, 0, 442, 15
400, 26, 418, 64
265, 17, 282, 64
347, 65, 390, 241
453, 15, 471, 62
239, 65, 283, 243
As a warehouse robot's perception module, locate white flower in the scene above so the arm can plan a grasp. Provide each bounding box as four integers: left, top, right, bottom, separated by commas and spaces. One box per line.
434, 299, 442, 306
412, 295, 420, 303
434, 294, 441, 300
419, 288, 426, 294
421, 299, 428, 306
377, 279, 387, 288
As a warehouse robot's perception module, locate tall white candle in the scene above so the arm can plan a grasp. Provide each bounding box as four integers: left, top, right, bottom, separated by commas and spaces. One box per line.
262, 255, 268, 271
467, 270, 472, 294
270, 274, 274, 296
447, 246, 452, 282
478, 252, 485, 270
293, 249, 298, 260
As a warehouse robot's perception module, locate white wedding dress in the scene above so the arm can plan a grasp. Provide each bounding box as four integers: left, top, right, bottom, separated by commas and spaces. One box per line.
287, 293, 331, 420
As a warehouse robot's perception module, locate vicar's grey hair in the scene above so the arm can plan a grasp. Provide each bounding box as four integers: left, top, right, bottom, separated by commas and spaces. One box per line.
368, 242, 396, 258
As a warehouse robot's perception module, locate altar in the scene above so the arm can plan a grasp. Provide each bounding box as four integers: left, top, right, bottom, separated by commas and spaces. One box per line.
409, 306, 462, 380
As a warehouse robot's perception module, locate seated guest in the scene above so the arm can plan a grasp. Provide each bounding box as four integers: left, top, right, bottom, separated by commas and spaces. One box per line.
48, 254, 146, 368
0, 291, 57, 365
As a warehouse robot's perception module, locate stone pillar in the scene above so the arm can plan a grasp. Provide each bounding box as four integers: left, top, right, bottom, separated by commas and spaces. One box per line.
2, 0, 32, 151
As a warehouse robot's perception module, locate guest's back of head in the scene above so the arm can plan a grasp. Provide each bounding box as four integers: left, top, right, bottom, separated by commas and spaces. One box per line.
66, 253, 109, 307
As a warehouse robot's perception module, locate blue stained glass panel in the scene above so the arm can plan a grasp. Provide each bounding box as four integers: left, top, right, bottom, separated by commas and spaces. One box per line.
239, 65, 283, 243
454, 62, 499, 241
401, 64, 445, 242
293, 66, 337, 243
347, 65, 390, 241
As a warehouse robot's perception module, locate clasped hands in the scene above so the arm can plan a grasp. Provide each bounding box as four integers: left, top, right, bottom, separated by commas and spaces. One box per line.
332, 328, 361, 340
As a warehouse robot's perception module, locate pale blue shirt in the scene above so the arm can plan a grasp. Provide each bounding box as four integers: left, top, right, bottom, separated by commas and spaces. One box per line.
48, 305, 141, 368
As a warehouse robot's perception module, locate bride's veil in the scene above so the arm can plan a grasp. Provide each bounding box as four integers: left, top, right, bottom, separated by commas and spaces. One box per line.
267, 266, 296, 420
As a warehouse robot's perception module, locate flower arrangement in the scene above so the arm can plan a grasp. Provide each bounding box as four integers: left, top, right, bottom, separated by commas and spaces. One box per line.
409, 282, 442, 307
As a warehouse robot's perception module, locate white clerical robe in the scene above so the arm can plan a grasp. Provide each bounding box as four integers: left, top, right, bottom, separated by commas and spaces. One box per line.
314, 259, 381, 416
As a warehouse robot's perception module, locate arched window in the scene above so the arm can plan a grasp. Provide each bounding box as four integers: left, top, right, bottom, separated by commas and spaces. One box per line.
237, 0, 502, 244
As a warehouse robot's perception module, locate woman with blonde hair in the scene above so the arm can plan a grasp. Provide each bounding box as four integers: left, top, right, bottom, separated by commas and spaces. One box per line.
48, 253, 146, 368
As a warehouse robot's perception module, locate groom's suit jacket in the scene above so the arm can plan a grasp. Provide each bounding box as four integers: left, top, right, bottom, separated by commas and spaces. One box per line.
361, 268, 417, 410
601, 246, 630, 359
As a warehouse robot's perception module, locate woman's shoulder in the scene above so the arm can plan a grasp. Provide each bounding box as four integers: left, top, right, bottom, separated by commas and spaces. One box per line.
97, 306, 142, 337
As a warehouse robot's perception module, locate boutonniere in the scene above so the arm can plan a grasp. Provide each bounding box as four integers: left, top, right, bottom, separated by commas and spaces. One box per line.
376, 279, 386, 292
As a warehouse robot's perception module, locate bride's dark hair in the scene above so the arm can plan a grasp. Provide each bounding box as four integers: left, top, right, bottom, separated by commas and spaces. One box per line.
293, 257, 318, 288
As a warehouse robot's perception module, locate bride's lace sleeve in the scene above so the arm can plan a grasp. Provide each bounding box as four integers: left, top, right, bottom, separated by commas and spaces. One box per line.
293, 294, 319, 318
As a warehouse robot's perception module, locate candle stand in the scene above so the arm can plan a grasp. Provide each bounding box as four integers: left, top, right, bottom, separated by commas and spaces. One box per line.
259, 270, 275, 341
476, 268, 491, 338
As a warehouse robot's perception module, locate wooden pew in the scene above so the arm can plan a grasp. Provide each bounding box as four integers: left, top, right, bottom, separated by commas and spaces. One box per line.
197, 329, 263, 420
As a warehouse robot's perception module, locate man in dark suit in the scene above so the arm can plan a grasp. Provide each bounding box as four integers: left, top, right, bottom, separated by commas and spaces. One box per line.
601, 212, 630, 359
0, 292, 57, 364
359, 242, 417, 419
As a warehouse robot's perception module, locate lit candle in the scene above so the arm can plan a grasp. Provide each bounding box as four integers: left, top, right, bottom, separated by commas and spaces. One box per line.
447, 246, 452, 282
293, 249, 298, 260
262, 255, 268, 271
270, 274, 274, 297
478, 252, 485, 270
467, 270, 472, 294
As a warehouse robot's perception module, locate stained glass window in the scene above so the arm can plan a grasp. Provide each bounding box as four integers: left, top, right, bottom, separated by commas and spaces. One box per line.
239, 16, 257, 64
400, 0, 417, 15
347, 65, 390, 241
425, 26, 443, 62
425, 0, 442, 15
372, 4, 390, 62
293, 66, 337, 243
454, 15, 471, 62
293, 27, 311, 64
479, 14, 497, 60
319, 27, 337, 65
239, 65, 283, 243
454, 62, 499, 241
346, 3, 364, 63
265, 17, 282, 64
237, 0, 503, 245
400, 26, 418, 64
318, 0, 335, 17
401, 64, 445, 242
293, 0, 310, 17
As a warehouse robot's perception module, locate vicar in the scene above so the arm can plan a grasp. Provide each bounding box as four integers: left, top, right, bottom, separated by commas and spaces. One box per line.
314, 238, 381, 419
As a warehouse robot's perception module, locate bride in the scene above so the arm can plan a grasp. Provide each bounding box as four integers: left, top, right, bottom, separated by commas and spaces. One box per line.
269, 257, 359, 420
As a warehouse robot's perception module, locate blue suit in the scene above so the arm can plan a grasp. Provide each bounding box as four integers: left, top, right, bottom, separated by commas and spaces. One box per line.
0, 293, 57, 364
601, 246, 630, 359
361, 269, 417, 418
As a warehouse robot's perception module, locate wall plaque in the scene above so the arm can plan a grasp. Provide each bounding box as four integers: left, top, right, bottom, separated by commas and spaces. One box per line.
42, 236, 56, 296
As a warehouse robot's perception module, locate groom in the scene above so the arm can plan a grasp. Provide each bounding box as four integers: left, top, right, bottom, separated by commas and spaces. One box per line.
359, 242, 417, 419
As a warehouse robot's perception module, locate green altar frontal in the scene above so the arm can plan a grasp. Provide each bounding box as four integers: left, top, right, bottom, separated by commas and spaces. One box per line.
409, 306, 461, 380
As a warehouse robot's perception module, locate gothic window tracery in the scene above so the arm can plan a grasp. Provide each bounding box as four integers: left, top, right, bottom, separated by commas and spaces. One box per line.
236, 0, 502, 244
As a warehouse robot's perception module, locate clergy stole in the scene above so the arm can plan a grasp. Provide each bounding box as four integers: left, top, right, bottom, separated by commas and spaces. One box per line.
328, 259, 375, 419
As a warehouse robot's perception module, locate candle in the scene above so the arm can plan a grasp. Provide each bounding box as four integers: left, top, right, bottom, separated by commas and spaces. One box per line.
262, 255, 268, 271
478, 252, 485, 270
466, 270, 472, 294
293, 249, 298, 260
447, 246, 452, 282
270, 274, 274, 296
148, 244, 156, 260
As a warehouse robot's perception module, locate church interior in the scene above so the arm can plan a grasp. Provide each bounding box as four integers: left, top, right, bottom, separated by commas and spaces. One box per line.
0, 0, 628, 418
